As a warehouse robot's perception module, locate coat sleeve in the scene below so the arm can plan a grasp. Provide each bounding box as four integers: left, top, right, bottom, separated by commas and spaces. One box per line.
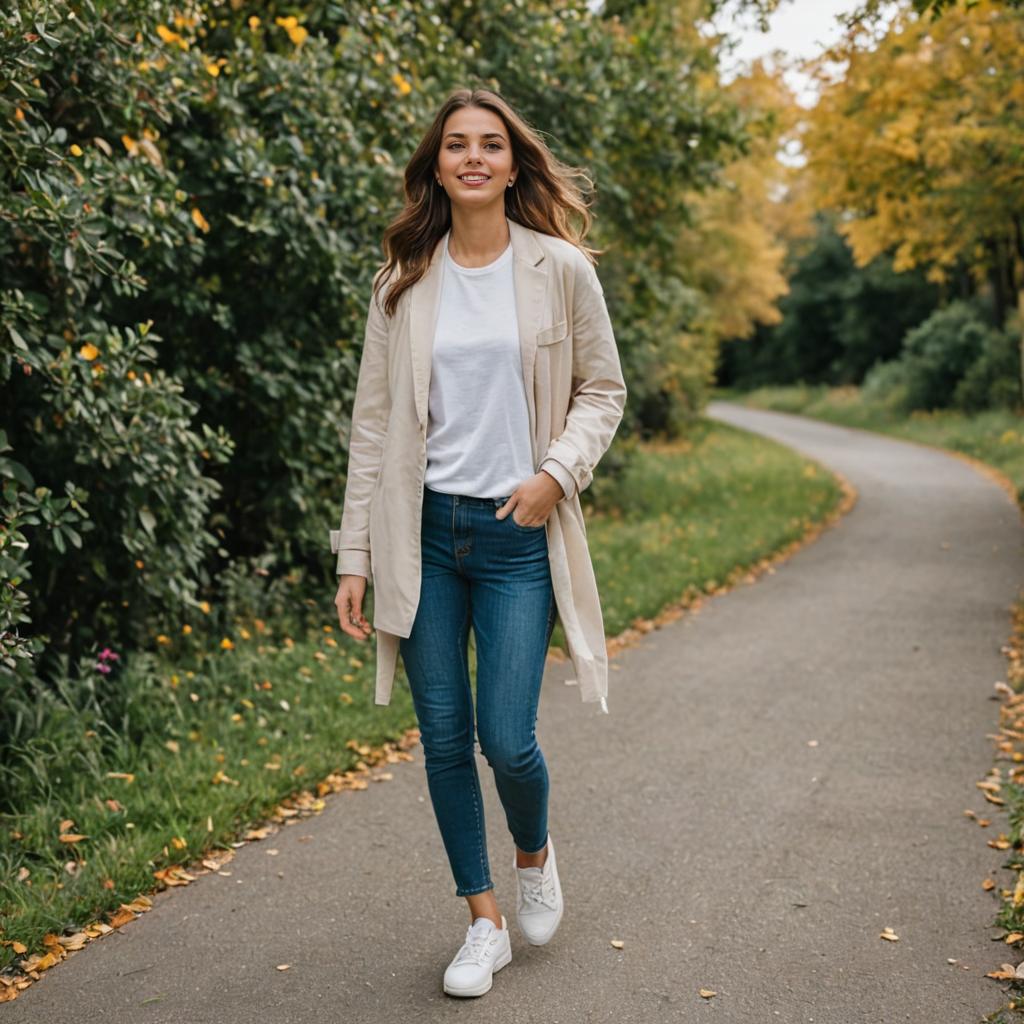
329, 273, 391, 578
540, 255, 627, 497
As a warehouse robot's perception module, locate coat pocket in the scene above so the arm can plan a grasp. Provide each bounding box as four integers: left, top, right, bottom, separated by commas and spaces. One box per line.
536, 319, 568, 346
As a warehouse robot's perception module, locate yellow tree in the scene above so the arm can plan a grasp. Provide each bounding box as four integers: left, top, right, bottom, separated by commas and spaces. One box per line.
802, 0, 1024, 387
677, 58, 807, 344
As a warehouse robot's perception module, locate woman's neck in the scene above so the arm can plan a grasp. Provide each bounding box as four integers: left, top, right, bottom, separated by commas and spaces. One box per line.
447, 211, 510, 268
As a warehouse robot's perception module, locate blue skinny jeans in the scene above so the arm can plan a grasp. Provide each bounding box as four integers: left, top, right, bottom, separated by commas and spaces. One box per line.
399, 484, 558, 897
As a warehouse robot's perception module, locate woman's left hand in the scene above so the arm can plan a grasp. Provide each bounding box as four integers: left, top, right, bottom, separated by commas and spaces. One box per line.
495, 471, 564, 528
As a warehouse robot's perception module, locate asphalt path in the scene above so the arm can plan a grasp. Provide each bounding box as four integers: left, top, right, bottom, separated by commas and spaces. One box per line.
7, 401, 1023, 1023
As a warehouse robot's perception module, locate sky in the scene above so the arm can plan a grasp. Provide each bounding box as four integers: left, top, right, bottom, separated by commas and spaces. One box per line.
711, 0, 863, 107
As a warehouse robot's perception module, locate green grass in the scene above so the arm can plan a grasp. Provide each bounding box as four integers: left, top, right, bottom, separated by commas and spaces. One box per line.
718, 383, 1024, 502
0, 416, 844, 967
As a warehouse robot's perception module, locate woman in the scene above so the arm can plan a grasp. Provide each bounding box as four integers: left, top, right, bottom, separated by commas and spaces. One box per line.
331, 86, 626, 998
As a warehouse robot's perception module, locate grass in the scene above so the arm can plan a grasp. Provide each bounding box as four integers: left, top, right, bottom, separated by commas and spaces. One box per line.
0, 416, 844, 975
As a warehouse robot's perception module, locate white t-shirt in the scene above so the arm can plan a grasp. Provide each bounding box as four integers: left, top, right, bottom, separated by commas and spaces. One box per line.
424, 237, 536, 498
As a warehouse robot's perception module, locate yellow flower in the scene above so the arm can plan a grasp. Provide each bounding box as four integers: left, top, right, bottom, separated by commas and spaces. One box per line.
135, 559, 145, 569
156, 634, 171, 644
373, 52, 385, 65
170, 674, 180, 687
121, 134, 137, 155
155, 24, 188, 50
274, 15, 307, 45
248, 15, 261, 29
392, 72, 412, 96
127, 370, 136, 380
191, 207, 210, 233
182, 623, 192, 635
205, 63, 220, 77
78, 342, 99, 361
70, 143, 83, 157
14, 107, 25, 122
220, 637, 235, 650
239, 627, 251, 640
199, 601, 211, 614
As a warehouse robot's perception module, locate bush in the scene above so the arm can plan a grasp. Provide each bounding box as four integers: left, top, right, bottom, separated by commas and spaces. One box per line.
899, 300, 1003, 411
860, 357, 912, 412
953, 314, 1021, 413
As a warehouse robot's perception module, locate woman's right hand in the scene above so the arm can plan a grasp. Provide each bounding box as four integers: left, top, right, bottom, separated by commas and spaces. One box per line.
335, 574, 373, 641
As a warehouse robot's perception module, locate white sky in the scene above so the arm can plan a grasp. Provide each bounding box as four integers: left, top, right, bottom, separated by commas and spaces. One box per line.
711, 0, 864, 107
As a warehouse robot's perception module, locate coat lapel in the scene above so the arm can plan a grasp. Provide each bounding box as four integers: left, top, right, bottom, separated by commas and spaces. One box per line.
407, 218, 548, 457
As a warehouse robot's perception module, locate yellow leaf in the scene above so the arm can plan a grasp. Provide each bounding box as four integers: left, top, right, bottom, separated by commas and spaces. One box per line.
699, 988, 717, 998
191, 207, 211, 233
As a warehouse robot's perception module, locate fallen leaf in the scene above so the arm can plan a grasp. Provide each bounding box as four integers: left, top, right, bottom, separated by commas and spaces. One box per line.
988, 963, 1019, 980
276, 963, 290, 971
610, 938, 624, 949
699, 988, 717, 998
880, 927, 899, 942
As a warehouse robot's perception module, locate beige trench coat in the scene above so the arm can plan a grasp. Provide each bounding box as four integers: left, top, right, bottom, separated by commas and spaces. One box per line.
329, 217, 627, 713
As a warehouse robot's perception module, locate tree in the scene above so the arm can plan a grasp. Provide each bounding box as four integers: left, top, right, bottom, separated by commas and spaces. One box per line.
803, 0, 1024, 397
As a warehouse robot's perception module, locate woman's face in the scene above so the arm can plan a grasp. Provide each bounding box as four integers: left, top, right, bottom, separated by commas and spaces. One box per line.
436, 106, 516, 209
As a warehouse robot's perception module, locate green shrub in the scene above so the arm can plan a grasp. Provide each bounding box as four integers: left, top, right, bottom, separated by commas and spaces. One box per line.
860, 357, 912, 412
899, 300, 1003, 411
953, 313, 1021, 413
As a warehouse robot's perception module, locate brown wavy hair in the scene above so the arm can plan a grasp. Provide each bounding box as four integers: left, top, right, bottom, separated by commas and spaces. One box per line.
372, 86, 602, 319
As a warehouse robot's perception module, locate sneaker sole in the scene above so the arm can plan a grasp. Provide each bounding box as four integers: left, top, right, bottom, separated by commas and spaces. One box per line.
442, 945, 512, 997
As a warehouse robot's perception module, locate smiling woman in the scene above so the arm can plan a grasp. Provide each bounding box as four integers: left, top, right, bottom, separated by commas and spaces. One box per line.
328, 86, 626, 997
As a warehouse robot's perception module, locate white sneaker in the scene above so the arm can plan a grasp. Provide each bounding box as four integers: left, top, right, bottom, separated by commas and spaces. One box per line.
514, 833, 563, 945
442, 913, 512, 997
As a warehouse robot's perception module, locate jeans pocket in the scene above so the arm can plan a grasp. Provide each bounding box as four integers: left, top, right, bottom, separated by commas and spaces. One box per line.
509, 511, 546, 532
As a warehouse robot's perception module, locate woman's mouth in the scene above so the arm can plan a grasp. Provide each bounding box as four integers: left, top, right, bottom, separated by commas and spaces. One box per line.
458, 174, 490, 187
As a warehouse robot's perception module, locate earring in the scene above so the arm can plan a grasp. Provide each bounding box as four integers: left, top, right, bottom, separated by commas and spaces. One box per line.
507, 180, 514, 187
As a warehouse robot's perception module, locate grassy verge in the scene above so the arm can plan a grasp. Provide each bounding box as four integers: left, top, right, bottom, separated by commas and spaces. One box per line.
716, 383, 1024, 502
0, 416, 843, 985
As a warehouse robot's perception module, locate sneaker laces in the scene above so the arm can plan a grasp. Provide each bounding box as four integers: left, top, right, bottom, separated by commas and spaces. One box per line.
518, 865, 557, 911
453, 922, 498, 966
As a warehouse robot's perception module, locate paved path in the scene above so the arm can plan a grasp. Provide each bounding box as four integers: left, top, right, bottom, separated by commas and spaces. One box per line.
8, 402, 1023, 1023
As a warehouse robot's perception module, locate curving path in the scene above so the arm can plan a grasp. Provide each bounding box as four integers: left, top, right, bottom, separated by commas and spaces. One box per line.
7, 401, 1023, 1023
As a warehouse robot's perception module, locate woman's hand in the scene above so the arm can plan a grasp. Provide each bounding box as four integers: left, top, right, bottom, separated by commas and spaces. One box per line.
495, 470, 564, 528
336, 574, 374, 641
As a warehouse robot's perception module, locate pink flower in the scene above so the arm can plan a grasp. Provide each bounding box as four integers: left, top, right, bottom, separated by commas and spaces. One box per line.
97, 648, 120, 662
96, 662, 112, 674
